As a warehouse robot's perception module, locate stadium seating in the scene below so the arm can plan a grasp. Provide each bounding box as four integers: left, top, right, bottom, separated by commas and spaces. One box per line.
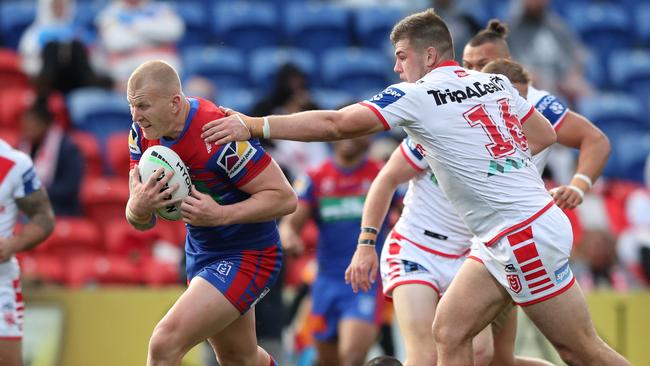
250, 47, 317, 90
164, 1, 211, 50
65, 253, 142, 287
576, 93, 645, 130
0, 1, 35, 49
0, 49, 29, 90
285, 3, 351, 56
566, 4, 634, 60
216, 88, 257, 115
354, 6, 405, 50
182, 46, 249, 89
80, 176, 130, 224
0, 86, 33, 131
70, 130, 104, 179
37, 217, 103, 258
322, 47, 392, 96
310, 88, 356, 110
212, 2, 280, 53
106, 131, 130, 178
635, 3, 650, 46
609, 50, 650, 103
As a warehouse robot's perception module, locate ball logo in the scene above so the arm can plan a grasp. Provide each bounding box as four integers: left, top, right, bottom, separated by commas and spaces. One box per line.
507, 274, 522, 294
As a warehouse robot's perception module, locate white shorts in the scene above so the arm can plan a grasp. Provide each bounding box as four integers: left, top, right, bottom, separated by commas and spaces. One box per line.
380, 231, 469, 299
0, 275, 23, 339
469, 204, 575, 306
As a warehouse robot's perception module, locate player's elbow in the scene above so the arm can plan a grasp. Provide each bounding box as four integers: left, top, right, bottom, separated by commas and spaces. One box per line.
588, 127, 611, 159
278, 188, 298, 217
538, 126, 557, 151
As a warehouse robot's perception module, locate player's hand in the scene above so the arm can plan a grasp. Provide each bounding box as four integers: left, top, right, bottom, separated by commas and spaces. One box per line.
128, 164, 181, 216
279, 226, 304, 257
345, 245, 378, 293
181, 185, 225, 226
0, 237, 18, 262
549, 185, 583, 210
201, 107, 252, 145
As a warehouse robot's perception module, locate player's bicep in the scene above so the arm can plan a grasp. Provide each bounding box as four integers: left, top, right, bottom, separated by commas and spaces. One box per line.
237, 158, 294, 197
15, 188, 55, 230
555, 111, 606, 149
337, 104, 389, 137
523, 110, 557, 155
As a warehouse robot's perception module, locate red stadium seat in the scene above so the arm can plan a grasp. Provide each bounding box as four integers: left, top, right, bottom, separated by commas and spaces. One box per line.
103, 218, 181, 259
0, 49, 29, 90
70, 131, 103, 179
81, 177, 130, 223
65, 253, 142, 288
37, 217, 103, 257
17, 253, 65, 284
106, 131, 131, 178
0, 86, 33, 130
141, 257, 181, 287
0, 128, 19, 148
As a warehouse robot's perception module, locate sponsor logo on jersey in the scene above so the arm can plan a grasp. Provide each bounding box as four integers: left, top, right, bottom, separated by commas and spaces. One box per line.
536, 95, 567, 124
369, 87, 405, 108
504, 264, 517, 273
454, 69, 469, 78
217, 141, 256, 178
554, 262, 571, 284
319, 195, 365, 222
507, 274, 522, 293
402, 259, 427, 274
129, 125, 141, 154
22, 167, 40, 193
428, 76, 504, 106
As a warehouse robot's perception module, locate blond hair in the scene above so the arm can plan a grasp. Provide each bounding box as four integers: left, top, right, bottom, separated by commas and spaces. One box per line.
127, 60, 182, 97
482, 59, 531, 85
390, 9, 454, 59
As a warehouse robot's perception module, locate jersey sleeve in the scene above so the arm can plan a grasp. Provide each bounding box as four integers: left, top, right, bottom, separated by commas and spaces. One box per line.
210, 139, 272, 187
533, 93, 569, 130
399, 137, 428, 172
359, 82, 421, 130
129, 123, 144, 168
11, 153, 42, 199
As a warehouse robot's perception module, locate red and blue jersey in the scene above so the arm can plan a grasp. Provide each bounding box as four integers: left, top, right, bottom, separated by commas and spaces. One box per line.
129, 97, 279, 252
295, 158, 387, 279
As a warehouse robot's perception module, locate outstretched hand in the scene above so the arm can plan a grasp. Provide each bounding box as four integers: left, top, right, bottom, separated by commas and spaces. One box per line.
345, 245, 379, 293
201, 107, 252, 145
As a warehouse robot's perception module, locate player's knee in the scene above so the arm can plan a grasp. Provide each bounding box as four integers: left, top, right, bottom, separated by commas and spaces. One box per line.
215, 347, 258, 366
148, 322, 185, 360
340, 348, 368, 366
432, 318, 469, 348
473, 342, 494, 366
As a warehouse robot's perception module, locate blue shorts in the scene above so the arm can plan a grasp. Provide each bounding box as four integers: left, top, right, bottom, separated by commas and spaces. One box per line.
310, 276, 383, 342
186, 244, 282, 314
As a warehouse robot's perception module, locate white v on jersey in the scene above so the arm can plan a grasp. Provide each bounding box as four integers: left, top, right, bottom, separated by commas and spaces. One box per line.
362, 60, 553, 245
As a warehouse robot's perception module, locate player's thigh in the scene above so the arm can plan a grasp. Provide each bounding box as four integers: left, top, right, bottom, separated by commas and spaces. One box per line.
155, 276, 241, 350
490, 306, 518, 366
207, 309, 258, 360
315, 340, 340, 366
521, 281, 599, 352
434, 258, 511, 340
392, 283, 438, 346
0, 339, 21, 366
338, 318, 379, 356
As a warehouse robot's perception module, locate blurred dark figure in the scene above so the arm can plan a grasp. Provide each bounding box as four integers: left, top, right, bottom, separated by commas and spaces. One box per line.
19, 101, 83, 216
431, 0, 482, 64
574, 229, 631, 291
252, 63, 319, 117
365, 355, 403, 366
19, 0, 111, 96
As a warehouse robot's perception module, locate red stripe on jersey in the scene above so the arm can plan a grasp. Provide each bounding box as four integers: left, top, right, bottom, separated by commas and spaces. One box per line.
530, 283, 555, 295
528, 277, 551, 289
399, 143, 426, 172
0, 157, 16, 184
507, 226, 533, 246
359, 102, 391, 130
520, 106, 536, 125
486, 200, 554, 246
225, 250, 260, 311
513, 243, 540, 264
553, 111, 569, 132
384, 280, 441, 299
521, 259, 543, 273
523, 269, 547, 282
467, 255, 484, 264
234, 152, 272, 188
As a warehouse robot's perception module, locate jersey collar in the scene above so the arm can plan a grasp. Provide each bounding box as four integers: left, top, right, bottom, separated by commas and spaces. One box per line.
434, 59, 460, 69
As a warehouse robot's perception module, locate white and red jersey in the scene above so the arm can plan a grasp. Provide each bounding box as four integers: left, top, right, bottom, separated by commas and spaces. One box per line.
361, 60, 553, 245
527, 85, 570, 173
0, 140, 41, 279
395, 137, 472, 256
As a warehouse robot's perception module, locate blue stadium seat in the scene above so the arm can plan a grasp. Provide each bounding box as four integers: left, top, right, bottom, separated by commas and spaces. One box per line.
216, 88, 257, 115
249, 47, 317, 91
165, 1, 210, 50
576, 93, 645, 131
566, 4, 633, 59
583, 50, 608, 89
182, 46, 249, 89
212, 2, 280, 52
322, 48, 392, 96
285, 3, 351, 56
355, 6, 405, 49
604, 130, 650, 182
0, 1, 36, 49
310, 88, 356, 110
609, 50, 650, 103
636, 4, 650, 46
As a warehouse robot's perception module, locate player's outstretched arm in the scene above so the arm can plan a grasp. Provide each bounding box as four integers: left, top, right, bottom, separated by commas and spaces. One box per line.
346, 147, 421, 293
201, 104, 386, 144
0, 188, 55, 261
522, 110, 556, 155
550, 111, 610, 209
180, 159, 297, 226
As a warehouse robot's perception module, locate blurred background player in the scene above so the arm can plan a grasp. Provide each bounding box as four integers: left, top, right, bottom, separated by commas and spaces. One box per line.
346, 136, 495, 366
124, 60, 296, 366
0, 138, 55, 366
280, 135, 391, 366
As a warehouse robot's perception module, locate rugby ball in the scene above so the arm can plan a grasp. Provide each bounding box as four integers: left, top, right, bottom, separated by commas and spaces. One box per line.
138, 145, 191, 221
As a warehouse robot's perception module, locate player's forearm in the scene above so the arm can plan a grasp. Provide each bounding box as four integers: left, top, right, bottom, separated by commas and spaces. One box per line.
571, 131, 610, 192
10, 213, 54, 253
362, 175, 400, 232
125, 199, 156, 231
220, 189, 298, 225
243, 111, 350, 142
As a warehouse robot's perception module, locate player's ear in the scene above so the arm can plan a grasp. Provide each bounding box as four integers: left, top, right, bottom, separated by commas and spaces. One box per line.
425, 46, 437, 68
170, 94, 182, 113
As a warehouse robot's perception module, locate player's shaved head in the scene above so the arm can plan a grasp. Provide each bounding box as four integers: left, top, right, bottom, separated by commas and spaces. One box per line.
127, 60, 182, 97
